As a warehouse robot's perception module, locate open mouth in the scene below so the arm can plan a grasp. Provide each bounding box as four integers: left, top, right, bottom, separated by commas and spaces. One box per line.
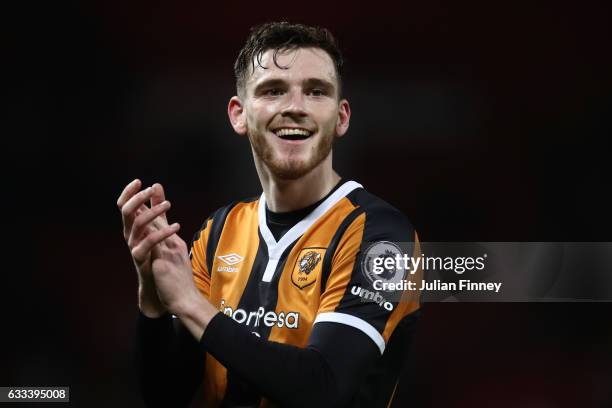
273, 128, 314, 141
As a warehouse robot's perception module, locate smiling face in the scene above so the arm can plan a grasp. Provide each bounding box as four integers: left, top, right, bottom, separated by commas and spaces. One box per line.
229, 47, 350, 180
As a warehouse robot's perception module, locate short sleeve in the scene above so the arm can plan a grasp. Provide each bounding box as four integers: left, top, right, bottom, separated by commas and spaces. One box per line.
189, 218, 213, 299
316, 208, 421, 354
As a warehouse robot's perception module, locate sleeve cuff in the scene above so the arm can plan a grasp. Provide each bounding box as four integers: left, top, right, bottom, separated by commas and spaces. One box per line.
137, 310, 173, 332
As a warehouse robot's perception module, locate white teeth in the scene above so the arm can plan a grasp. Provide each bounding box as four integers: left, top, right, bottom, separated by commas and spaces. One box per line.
274, 128, 312, 137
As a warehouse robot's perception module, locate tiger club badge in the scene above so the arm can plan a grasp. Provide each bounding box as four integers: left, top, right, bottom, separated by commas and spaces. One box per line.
291, 248, 326, 289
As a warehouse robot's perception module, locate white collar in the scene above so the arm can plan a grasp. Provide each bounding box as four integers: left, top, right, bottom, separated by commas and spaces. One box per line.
257, 180, 363, 282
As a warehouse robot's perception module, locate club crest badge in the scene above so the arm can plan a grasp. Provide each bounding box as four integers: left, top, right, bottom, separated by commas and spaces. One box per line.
292, 248, 325, 289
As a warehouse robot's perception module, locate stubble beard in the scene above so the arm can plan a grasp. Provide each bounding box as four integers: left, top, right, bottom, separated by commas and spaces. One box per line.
248, 129, 335, 180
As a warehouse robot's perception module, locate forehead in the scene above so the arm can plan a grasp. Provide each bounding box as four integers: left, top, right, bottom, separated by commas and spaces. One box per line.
246, 47, 338, 90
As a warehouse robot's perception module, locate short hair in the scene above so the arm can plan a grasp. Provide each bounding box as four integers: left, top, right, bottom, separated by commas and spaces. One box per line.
234, 22, 344, 98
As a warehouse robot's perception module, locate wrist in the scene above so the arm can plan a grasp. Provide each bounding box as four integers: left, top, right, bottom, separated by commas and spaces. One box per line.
174, 289, 206, 320
174, 290, 219, 340
138, 280, 166, 318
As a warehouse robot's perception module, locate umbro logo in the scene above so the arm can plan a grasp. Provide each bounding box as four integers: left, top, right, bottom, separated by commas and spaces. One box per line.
218, 253, 244, 265
217, 253, 244, 272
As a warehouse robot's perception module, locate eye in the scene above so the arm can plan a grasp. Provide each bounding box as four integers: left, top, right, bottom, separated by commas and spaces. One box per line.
308, 88, 326, 97
264, 88, 284, 96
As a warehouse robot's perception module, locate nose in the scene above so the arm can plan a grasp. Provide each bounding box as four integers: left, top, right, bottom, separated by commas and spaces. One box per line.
280, 89, 307, 118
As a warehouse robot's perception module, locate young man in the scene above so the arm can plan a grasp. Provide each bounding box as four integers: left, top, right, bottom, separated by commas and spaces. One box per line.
117, 22, 421, 408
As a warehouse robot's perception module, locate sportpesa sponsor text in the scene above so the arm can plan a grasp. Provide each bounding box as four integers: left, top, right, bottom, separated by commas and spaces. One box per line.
219, 299, 300, 329
218, 285, 395, 329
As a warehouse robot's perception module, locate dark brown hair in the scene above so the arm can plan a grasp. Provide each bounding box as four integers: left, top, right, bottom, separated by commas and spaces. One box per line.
234, 22, 343, 97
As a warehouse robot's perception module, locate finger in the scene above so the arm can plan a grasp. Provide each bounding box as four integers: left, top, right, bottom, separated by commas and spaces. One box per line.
129, 202, 169, 245
163, 229, 179, 249
121, 186, 155, 233
130, 201, 172, 246
117, 178, 141, 209
150, 183, 168, 223
131, 223, 180, 263
164, 232, 187, 252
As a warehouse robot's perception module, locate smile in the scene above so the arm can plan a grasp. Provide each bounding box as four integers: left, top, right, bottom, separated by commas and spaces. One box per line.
272, 128, 314, 140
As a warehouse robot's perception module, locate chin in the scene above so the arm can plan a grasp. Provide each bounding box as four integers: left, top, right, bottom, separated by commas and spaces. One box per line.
252, 133, 333, 180
269, 163, 312, 180
267, 157, 317, 180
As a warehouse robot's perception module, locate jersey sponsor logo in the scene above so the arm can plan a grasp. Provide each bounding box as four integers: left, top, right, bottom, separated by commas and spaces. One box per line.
219, 299, 300, 329
291, 247, 325, 289
217, 253, 244, 272
351, 285, 394, 311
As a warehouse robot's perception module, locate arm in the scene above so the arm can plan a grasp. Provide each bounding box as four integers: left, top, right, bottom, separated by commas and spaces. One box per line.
136, 313, 205, 408
117, 179, 206, 406
199, 313, 380, 407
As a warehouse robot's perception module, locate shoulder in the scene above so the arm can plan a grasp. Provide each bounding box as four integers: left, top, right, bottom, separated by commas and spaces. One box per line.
189, 195, 259, 268
345, 187, 416, 243
191, 196, 259, 241
210, 196, 259, 222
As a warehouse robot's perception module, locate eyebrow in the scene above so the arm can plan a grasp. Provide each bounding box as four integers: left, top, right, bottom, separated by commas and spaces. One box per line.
252, 77, 337, 95
252, 79, 287, 95
303, 78, 335, 92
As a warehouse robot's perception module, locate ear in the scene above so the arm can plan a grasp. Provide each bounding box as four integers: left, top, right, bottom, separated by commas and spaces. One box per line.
335, 99, 351, 138
228, 96, 247, 135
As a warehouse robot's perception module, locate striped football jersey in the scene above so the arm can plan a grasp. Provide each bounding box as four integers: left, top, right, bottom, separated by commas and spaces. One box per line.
189, 180, 421, 407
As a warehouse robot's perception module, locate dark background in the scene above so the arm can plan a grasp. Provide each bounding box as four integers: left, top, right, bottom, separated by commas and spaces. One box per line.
5, 1, 612, 407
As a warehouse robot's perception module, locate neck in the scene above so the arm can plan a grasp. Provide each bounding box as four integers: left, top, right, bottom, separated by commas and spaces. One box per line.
254, 152, 341, 213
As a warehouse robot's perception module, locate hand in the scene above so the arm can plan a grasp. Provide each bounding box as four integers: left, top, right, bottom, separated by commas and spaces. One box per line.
148, 229, 203, 317
151, 231, 220, 340
117, 179, 176, 316
118, 179, 218, 338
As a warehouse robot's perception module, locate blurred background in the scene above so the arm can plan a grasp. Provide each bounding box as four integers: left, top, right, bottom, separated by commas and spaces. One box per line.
5, 0, 612, 406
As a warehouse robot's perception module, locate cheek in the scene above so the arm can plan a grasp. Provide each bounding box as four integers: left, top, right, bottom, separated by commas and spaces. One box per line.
319, 110, 339, 132
249, 102, 278, 126
312, 102, 338, 123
